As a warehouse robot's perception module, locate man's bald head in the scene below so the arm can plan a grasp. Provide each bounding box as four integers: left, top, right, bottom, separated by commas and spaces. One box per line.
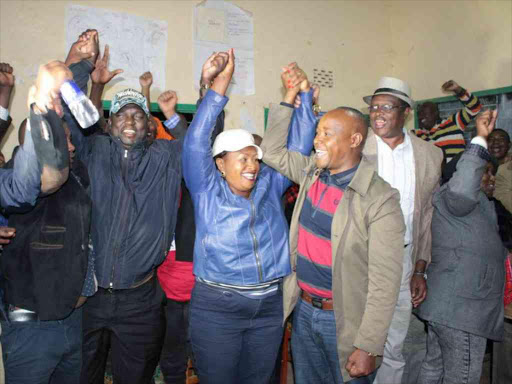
333, 107, 368, 147
314, 107, 368, 174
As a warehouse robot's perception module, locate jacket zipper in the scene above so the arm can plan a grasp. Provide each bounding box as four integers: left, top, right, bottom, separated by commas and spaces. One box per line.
250, 199, 263, 282
109, 149, 130, 291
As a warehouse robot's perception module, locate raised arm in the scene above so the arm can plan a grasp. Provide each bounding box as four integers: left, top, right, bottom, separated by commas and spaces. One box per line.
183, 51, 232, 194
1, 60, 72, 208
90, 44, 123, 132
441, 80, 481, 131
262, 63, 316, 185
0, 62, 15, 141
415, 80, 481, 140
157, 90, 187, 140
443, 110, 497, 217
64, 59, 94, 165
196, 95, 225, 147
0, 119, 41, 208
286, 77, 317, 154
64, 30, 104, 164
139, 71, 153, 112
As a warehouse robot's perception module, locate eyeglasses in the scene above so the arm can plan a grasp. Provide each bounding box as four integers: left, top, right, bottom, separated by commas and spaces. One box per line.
369, 104, 405, 113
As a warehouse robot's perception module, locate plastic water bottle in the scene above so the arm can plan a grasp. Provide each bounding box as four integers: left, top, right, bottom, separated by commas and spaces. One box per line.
60, 80, 100, 128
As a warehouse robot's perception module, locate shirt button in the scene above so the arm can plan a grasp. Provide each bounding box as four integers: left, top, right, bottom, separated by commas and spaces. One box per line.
81, 244, 85, 251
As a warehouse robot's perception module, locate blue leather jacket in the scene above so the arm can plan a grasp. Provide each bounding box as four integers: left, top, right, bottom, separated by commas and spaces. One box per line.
183, 90, 316, 285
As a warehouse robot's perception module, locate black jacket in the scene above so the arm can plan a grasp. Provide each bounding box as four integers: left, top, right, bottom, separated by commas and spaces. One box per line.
66, 60, 184, 289
1, 160, 91, 320
69, 130, 183, 289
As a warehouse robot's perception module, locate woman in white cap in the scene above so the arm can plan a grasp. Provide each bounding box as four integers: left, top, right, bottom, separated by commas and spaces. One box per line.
182, 50, 315, 384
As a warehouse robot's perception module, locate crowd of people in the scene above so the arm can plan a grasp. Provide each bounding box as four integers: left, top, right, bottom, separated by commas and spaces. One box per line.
0, 26, 510, 384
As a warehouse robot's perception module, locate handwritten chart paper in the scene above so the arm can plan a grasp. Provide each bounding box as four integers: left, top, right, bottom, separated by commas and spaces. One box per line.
66, 4, 168, 91
196, 7, 226, 43
194, 0, 255, 95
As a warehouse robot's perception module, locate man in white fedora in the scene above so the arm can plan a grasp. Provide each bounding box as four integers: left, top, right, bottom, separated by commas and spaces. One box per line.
362, 77, 443, 384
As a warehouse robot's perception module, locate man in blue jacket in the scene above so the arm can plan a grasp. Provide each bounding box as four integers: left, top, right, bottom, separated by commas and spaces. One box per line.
64, 31, 184, 384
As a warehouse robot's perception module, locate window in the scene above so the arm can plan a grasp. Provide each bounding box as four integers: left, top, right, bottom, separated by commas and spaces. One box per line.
414, 86, 512, 145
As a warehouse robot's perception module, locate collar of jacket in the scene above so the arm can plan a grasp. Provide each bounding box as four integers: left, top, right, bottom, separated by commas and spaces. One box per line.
303, 156, 375, 197
109, 134, 150, 158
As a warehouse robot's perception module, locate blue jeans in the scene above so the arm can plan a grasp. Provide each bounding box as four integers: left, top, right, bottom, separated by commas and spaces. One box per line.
189, 281, 283, 384
292, 297, 344, 383
1, 307, 82, 384
292, 298, 377, 384
402, 313, 428, 384
492, 318, 512, 384
417, 321, 487, 384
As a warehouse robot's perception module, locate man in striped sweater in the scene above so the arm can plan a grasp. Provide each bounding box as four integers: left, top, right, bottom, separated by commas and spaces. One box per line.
413, 80, 481, 162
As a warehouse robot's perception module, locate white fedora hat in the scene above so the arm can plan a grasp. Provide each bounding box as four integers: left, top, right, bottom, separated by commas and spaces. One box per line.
363, 76, 415, 108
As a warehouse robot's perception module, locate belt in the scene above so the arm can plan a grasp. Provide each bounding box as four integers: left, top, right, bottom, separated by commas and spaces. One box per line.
6, 306, 39, 322
301, 290, 334, 310
102, 272, 155, 293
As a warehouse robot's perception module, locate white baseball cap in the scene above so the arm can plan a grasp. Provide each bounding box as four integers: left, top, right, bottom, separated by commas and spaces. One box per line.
212, 129, 263, 159
363, 76, 415, 108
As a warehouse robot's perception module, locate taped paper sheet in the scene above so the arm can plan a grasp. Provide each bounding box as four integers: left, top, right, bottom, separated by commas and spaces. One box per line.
194, 0, 255, 95
66, 4, 168, 91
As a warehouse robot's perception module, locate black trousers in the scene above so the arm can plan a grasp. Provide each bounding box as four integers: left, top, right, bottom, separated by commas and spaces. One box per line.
80, 277, 165, 384
160, 299, 190, 384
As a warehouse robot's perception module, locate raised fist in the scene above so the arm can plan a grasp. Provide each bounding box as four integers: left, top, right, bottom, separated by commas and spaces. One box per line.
157, 90, 178, 119
65, 29, 99, 67
441, 80, 462, 94
217, 49, 235, 82
28, 61, 73, 116
282, 62, 309, 92
0, 63, 15, 88
139, 71, 153, 89
201, 51, 229, 85
475, 109, 498, 139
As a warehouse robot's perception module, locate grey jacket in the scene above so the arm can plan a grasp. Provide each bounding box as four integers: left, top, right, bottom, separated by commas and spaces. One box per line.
417, 144, 507, 341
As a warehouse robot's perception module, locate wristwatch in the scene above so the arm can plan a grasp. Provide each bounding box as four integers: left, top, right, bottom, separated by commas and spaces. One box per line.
413, 271, 427, 280
200, 82, 211, 92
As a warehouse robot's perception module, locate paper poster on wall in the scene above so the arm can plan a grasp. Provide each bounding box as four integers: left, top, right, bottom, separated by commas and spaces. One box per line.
65, 4, 168, 91
194, 0, 255, 95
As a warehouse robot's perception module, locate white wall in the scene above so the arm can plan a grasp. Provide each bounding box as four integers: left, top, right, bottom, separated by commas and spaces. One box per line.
0, 0, 394, 158
0, 0, 511, 156
389, 0, 512, 100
